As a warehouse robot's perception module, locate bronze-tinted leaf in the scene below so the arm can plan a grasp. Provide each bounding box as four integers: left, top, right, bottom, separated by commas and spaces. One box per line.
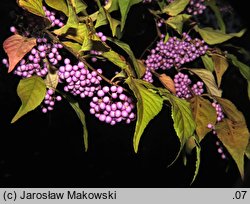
216, 119, 249, 179
190, 96, 217, 141
3, 34, 36, 73
159, 73, 176, 94
212, 54, 229, 87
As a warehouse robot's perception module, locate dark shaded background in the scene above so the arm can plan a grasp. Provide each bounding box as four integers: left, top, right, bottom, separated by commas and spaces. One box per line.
0, 0, 250, 187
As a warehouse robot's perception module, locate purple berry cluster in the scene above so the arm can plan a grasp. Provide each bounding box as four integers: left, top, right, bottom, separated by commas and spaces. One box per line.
143, 33, 208, 82
207, 102, 225, 132
58, 58, 102, 98
43, 6, 65, 28
174, 72, 192, 99
215, 140, 227, 160
19, 39, 62, 78
191, 81, 204, 96
89, 85, 136, 125
41, 89, 62, 113
173, 72, 204, 99
2, 37, 63, 78
167, 0, 206, 15
186, 0, 207, 15
207, 102, 227, 159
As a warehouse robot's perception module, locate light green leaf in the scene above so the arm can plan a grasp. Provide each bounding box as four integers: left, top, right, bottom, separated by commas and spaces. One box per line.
63, 23, 88, 44
63, 41, 82, 53
211, 54, 229, 87
205, 0, 226, 33
106, 10, 121, 37
44, 66, 59, 89
107, 37, 144, 78
102, 50, 135, 77
53, 0, 79, 35
11, 76, 46, 123
126, 78, 163, 153
160, 90, 196, 165
158, 0, 168, 11
108, 0, 119, 13
201, 54, 214, 72
68, 100, 89, 152
95, 8, 108, 28
216, 119, 249, 179
118, 0, 142, 31
17, 0, 45, 17
190, 96, 217, 141
164, 32, 170, 43
70, 0, 87, 14
194, 26, 246, 45
45, 0, 69, 16
166, 14, 191, 34
191, 138, 201, 185
188, 68, 222, 97
163, 0, 189, 16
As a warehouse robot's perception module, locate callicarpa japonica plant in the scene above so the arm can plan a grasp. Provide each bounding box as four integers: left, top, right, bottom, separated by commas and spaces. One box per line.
1, 0, 250, 185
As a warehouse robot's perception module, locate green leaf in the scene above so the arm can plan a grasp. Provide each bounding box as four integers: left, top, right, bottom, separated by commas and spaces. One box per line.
108, 0, 119, 13
188, 68, 222, 97
63, 23, 88, 44
215, 119, 249, 179
118, 0, 142, 31
63, 41, 82, 53
17, 0, 45, 17
102, 50, 135, 77
126, 78, 163, 152
53, 0, 79, 35
95, 8, 108, 28
44, 66, 59, 90
201, 54, 214, 72
157, 0, 168, 11
191, 138, 201, 185
45, 0, 69, 16
70, 0, 87, 14
166, 14, 191, 34
205, 0, 226, 33
107, 37, 144, 78
227, 54, 250, 100
211, 54, 229, 87
194, 26, 246, 45
11, 76, 46, 123
106, 10, 121, 37
68, 99, 89, 152
227, 54, 250, 81
160, 90, 196, 164
96, 7, 121, 37
163, 0, 189, 16
190, 96, 217, 141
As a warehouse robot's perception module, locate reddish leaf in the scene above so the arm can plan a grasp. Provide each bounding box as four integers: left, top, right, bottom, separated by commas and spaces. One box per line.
159, 73, 176, 94
3, 34, 36, 73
